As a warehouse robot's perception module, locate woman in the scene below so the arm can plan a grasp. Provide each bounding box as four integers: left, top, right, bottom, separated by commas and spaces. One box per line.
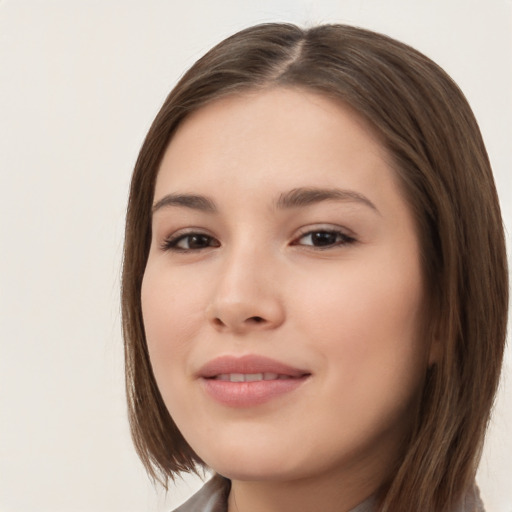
122, 24, 508, 512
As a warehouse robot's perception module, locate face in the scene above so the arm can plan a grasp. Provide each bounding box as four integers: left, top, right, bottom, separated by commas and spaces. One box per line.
141, 88, 431, 490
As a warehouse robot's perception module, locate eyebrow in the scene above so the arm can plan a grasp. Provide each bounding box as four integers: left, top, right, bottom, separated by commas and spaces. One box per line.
275, 187, 379, 214
152, 193, 217, 213
152, 187, 379, 215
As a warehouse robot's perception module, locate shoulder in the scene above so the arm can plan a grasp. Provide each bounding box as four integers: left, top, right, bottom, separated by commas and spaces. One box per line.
455, 483, 486, 512
170, 477, 484, 512
171, 475, 231, 512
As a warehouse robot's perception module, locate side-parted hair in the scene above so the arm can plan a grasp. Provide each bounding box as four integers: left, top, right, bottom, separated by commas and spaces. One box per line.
122, 23, 508, 512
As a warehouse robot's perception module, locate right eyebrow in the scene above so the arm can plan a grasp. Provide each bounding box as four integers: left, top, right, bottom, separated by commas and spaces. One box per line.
152, 193, 217, 214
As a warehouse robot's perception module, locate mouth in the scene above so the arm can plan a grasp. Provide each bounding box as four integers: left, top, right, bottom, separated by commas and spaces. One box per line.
210, 372, 298, 382
198, 355, 311, 407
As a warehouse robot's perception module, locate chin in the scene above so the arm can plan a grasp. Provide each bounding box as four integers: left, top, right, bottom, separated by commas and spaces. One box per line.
212, 461, 303, 483
198, 440, 337, 484
195, 440, 303, 482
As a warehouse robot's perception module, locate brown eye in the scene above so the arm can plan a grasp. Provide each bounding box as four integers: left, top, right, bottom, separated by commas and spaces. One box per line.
162, 233, 220, 251
309, 232, 338, 246
296, 230, 355, 248
179, 234, 212, 249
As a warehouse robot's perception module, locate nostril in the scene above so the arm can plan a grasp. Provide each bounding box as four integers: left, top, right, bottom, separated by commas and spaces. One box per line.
249, 316, 265, 323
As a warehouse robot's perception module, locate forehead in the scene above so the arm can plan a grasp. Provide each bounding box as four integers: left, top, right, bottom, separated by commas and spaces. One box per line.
154, 87, 395, 203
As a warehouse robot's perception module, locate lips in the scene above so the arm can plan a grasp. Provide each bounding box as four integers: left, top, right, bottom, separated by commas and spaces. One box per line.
198, 355, 310, 407
214, 372, 293, 382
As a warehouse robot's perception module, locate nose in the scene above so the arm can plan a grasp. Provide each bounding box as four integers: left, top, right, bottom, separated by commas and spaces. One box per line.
206, 249, 285, 334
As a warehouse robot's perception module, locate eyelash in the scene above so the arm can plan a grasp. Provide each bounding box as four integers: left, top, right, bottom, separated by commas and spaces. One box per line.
160, 228, 356, 253
160, 231, 220, 252
292, 229, 356, 249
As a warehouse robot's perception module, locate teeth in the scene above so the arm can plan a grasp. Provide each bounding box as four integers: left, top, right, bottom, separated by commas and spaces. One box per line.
245, 373, 263, 382
214, 372, 286, 382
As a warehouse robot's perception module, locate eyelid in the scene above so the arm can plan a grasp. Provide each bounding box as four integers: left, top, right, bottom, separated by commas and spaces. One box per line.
159, 228, 220, 252
157, 224, 357, 252
291, 224, 357, 248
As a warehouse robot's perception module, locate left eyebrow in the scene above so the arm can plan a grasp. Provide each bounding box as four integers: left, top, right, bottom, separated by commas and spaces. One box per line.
274, 187, 380, 214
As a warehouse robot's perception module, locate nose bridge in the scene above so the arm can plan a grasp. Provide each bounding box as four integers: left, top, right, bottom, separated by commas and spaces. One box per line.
207, 235, 284, 332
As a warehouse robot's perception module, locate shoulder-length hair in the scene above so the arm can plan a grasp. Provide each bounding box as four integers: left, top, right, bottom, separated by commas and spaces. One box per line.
122, 23, 508, 512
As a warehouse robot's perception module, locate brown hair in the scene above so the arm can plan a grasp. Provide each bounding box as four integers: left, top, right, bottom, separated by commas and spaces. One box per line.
122, 23, 508, 511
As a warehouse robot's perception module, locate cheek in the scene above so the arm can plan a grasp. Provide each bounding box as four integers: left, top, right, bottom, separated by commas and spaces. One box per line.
292, 252, 427, 396
140, 266, 205, 382
292, 264, 427, 465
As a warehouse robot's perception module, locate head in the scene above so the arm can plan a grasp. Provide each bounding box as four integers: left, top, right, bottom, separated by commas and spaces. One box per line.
122, 23, 508, 511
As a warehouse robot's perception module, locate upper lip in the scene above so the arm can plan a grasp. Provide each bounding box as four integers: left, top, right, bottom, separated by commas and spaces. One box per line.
197, 354, 310, 379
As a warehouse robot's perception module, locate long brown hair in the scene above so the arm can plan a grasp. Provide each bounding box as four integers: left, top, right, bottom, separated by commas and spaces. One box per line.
122, 23, 508, 511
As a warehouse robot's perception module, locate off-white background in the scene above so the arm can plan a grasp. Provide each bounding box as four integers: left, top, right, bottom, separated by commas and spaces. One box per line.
0, 1, 510, 511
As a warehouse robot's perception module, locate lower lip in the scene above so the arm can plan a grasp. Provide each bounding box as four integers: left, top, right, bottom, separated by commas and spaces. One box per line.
201, 377, 308, 407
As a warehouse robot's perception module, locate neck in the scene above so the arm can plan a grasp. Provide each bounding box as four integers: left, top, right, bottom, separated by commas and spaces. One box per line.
227, 466, 381, 512
225, 408, 412, 512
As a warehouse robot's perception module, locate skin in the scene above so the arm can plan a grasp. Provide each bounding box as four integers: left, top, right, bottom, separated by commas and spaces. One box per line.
141, 88, 433, 512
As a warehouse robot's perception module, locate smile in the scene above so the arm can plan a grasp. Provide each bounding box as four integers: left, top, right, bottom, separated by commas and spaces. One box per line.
212, 373, 294, 382
198, 355, 311, 407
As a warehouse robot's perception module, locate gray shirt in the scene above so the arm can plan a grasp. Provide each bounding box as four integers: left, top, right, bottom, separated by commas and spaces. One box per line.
172, 475, 485, 512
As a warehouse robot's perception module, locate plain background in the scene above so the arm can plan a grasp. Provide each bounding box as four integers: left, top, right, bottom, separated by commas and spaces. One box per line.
0, 1, 510, 511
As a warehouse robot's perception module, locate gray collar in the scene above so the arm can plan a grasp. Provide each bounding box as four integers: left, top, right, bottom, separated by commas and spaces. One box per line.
172, 476, 484, 512
172, 477, 377, 512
